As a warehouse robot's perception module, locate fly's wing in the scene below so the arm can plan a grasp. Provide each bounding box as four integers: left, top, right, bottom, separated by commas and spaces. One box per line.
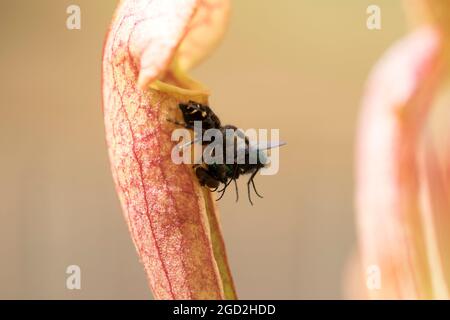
227, 134, 247, 164
235, 140, 287, 164
258, 140, 287, 150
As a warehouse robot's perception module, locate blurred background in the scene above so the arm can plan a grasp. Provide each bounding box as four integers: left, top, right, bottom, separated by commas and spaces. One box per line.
0, 0, 407, 299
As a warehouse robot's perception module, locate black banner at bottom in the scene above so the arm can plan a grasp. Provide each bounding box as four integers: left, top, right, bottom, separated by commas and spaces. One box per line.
0, 300, 445, 318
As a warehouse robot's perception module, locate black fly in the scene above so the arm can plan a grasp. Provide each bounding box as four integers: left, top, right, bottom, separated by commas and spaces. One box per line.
170, 100, 284, 205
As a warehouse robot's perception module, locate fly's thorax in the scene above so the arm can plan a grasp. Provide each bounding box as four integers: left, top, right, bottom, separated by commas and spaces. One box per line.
209, 162, 231, 183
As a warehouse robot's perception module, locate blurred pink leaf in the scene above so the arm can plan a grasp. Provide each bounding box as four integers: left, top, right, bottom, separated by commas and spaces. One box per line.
356, 26, 447, 299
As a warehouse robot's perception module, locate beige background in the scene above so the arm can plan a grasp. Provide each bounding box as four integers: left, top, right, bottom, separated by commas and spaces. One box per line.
0, 1, 406, 299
